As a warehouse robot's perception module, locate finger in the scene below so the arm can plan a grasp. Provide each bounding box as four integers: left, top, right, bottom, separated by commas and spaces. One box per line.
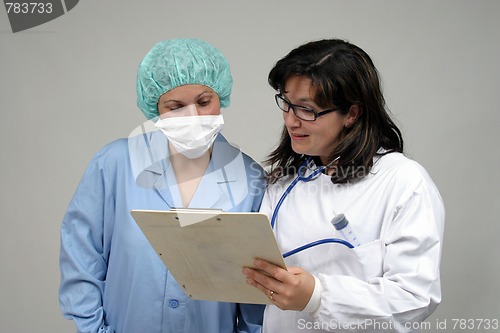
244, 259, 293, 296
245, 276, 280, 303
243, 267, 279, 291
245, 275, 266, 292
245, 275, 276, 298
254, 259, 290, 283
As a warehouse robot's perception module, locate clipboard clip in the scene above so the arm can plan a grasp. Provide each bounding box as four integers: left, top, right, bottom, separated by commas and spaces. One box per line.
169, 208, 224, 227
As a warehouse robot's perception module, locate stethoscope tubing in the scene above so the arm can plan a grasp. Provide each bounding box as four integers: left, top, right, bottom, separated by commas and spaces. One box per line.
270, 159, 325, 229
271, 158, 355, 258
283, 238, 354, 258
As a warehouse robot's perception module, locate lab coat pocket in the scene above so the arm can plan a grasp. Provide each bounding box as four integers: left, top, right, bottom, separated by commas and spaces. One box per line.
349, 239, 385, 282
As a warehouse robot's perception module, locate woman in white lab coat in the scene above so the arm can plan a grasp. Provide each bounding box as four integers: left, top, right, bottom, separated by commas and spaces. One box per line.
243, 39, 445, 332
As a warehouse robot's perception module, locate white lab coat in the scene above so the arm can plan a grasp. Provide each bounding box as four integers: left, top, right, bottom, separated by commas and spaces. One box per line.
260, 152, 445, 333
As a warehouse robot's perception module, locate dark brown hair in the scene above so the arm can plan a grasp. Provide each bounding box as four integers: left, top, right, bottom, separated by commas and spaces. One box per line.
266, 39, 403, 184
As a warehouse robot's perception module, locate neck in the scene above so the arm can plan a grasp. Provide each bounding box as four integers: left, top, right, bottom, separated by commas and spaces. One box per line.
169, 143, 212, 171
319, 155, 340, 167
169, 143, 212, 207
321, 156, 340, 175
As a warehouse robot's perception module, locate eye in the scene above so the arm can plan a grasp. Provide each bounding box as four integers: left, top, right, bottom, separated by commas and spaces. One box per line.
164, 104, 183, 111
295, 106, 315, 116
197, 98, 211, 107
301, 106, 316, 114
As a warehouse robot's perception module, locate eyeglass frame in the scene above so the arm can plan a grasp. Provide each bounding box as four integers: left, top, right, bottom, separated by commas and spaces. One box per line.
275, 94, 340, 121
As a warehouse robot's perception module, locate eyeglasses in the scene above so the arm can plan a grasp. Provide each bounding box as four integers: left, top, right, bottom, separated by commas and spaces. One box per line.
275, 94, 339, 121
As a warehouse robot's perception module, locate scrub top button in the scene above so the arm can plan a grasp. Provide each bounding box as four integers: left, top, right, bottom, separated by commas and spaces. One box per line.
168, 299, 179, 308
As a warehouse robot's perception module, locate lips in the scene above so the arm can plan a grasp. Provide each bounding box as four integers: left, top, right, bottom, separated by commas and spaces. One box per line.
290, 132, 309, 140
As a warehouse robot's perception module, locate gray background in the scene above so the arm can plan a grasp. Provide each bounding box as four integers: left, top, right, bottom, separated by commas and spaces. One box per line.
1, 0, 499, 332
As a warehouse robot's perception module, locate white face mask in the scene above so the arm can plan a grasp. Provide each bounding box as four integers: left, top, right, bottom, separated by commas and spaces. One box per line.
154, 112, 224, 159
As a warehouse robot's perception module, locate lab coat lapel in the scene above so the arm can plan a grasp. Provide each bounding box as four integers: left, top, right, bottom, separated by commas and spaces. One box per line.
188, 135, 240, 209
154, 182, 176, 209
187, 167, 225, 208
129, 127, 176, 207
146, 159, 176, 209
142, 134, 242, 209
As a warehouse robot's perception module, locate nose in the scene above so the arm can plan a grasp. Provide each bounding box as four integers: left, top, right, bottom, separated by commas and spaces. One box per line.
283, 108, 301, 127
196, 107, 221, 116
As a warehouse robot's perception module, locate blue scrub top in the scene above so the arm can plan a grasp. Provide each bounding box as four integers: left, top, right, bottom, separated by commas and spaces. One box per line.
59, 132, 266, 333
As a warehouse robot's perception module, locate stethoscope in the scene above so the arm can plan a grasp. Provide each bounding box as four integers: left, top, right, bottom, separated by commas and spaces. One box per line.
270, 157, 355, 258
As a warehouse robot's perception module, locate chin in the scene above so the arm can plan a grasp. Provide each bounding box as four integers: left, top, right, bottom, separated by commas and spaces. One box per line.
291, 147, 310, 156
291, 143, 310, 155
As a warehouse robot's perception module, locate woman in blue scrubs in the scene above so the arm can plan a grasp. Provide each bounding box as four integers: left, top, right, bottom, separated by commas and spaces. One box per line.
59, 38, 266, 333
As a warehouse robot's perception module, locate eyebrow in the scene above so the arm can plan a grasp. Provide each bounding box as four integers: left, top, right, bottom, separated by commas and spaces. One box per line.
296, 98, 315, 103
283, 94, 316, 107
161, 90, 214, 105
197, 90, 215, 98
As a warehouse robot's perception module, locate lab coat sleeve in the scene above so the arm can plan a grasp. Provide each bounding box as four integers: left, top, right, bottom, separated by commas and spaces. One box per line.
315, 180, 445, 332
59, 150, 115, 333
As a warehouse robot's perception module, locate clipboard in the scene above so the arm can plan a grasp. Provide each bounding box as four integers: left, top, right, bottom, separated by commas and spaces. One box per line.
130, 209, 287, 304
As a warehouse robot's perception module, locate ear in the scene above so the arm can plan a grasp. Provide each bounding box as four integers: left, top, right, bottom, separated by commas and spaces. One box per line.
344, 104, 361, 128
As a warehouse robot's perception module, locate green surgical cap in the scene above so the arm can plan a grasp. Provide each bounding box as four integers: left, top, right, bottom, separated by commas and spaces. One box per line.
136, 38, 233, 120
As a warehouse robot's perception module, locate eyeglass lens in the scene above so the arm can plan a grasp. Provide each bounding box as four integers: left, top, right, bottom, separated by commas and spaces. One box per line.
276, 95, 315, 121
